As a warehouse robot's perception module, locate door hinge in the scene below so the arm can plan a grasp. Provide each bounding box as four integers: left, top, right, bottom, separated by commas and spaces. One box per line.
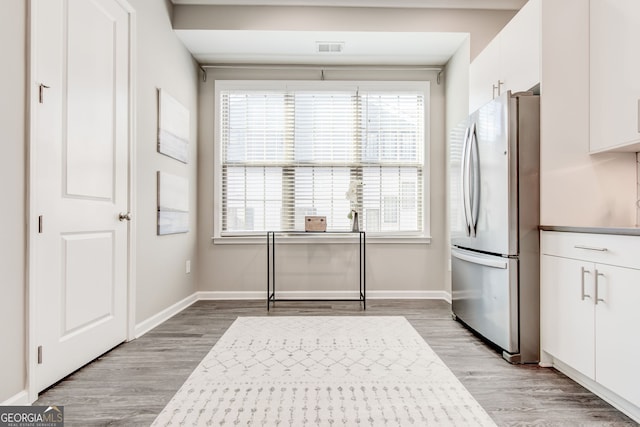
37, 346, 43, 364
38, 215, 43, 233
38, 84, 50, 104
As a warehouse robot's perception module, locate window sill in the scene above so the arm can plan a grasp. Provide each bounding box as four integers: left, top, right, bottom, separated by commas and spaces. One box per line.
211, 234, 432, 245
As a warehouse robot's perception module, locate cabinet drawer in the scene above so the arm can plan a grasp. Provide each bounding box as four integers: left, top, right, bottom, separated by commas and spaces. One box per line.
541, 231, 640, 269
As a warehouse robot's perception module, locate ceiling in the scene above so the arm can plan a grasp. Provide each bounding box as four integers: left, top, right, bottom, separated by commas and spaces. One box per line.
175, 30, 470, 65
171, 0, 526, 9
172, 0, 527, 66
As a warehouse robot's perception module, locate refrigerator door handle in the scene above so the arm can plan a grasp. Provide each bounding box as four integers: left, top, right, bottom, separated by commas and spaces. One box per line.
460, 126, 472, 237
451, 248, 508, 269
464, 125, 475, 237
469, 124, 480, 237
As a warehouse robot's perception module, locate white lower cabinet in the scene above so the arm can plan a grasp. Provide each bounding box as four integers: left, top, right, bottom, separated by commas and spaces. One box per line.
541, 256, 595, 378
593, 264, 640, 408
541, 231, 640, 418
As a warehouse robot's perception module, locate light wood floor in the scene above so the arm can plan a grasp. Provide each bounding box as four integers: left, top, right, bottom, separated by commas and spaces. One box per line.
36, 300, 638, 426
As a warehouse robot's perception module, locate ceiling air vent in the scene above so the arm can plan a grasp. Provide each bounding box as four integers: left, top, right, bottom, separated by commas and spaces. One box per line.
316, 42, 344, 53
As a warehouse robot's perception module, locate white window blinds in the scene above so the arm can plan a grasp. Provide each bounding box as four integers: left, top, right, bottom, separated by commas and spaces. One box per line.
217, 81, 427, 236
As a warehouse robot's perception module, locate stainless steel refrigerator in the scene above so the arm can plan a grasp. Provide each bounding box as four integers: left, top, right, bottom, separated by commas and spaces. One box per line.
449, 91, 540, 364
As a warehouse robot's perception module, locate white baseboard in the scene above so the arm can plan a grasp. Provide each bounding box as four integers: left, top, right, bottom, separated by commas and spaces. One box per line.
198, 291, 264, 300
134, 293, 198, 338
134, 289, 450, 337
198, 290, 451, 302
369, 290, 451, 303
551, 357, 640, 423
1, 390, 30, 406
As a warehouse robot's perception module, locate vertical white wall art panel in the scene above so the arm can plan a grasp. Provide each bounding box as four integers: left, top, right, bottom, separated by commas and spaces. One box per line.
157, 172, 189, 234
158, 89, 190, 163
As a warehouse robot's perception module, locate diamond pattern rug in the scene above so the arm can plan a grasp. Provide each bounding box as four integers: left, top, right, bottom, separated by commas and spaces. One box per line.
152, 316, 496, 426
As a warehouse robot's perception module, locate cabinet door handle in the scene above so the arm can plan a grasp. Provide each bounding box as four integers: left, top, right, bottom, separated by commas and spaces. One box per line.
574, 245, 608, 252
637, 99, 640, 133
595, 269, 605, 305
492, 80, 505, 99
580, 267, 591, 300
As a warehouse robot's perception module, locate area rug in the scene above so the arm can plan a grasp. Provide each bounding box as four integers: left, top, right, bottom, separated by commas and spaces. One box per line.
152, 316, 496, 426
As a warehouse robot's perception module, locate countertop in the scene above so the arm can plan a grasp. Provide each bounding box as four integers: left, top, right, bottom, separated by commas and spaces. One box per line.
540, 225, 640, 236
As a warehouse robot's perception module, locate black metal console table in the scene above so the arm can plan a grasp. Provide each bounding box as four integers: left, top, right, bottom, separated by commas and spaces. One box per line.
267, 231, 366, 311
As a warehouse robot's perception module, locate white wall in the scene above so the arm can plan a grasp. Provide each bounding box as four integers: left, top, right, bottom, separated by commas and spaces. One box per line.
0, 0, 26, 404
443, 38, 471, 294
129, 0, 200, 324
189, 6, 514, 299
539, 0, 637, 227
445, 40, 471, 130
0, 0, 515, 403
173, 5, 516, 61
0, 0, 200, 402
197, 68, 448, 297
637, 153, 640, 226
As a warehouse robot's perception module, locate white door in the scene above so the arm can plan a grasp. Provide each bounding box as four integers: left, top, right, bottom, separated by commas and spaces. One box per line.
540, 255, 595, 380
590, 0, 640, 151
469, 38, 500, 114
499, 0, 540, 96
594, 264, 640, 408
32, 0, 131, 392
452, 93, 514, 256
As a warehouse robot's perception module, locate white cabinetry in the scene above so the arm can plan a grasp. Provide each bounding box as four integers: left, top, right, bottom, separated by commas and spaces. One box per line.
541, 255, 595, 378
469, 36, 500, 114
590, 0, 640, 152
541, 231, 640, 419
469, 0, 540, 113
594, 264, 640, 406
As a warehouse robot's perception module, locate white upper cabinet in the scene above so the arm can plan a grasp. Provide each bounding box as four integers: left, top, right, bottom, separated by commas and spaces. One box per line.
469, 0, 541, 113
590, 0, 640, 153
499, 0, 541, 99
469, 37, 500, 114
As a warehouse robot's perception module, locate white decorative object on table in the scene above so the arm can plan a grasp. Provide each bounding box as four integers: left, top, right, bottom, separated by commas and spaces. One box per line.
346, 179, 362, 232
350, 210, 359, 232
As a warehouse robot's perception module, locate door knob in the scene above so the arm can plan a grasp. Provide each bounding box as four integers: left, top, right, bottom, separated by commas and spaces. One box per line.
118, 212, 132, 222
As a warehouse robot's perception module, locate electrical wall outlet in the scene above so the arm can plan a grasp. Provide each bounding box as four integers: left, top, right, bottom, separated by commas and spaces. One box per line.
186, 260, 191, 274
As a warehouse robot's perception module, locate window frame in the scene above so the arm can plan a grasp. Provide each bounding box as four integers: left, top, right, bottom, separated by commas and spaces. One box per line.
213, 80, 431, 244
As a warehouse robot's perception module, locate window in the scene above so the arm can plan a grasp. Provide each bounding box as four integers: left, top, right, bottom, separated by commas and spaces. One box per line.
214, 81, 429, 239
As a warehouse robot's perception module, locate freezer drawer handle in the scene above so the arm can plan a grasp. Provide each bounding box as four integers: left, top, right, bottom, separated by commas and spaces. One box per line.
574, 245, 608, 252
451, 250, 508, 269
